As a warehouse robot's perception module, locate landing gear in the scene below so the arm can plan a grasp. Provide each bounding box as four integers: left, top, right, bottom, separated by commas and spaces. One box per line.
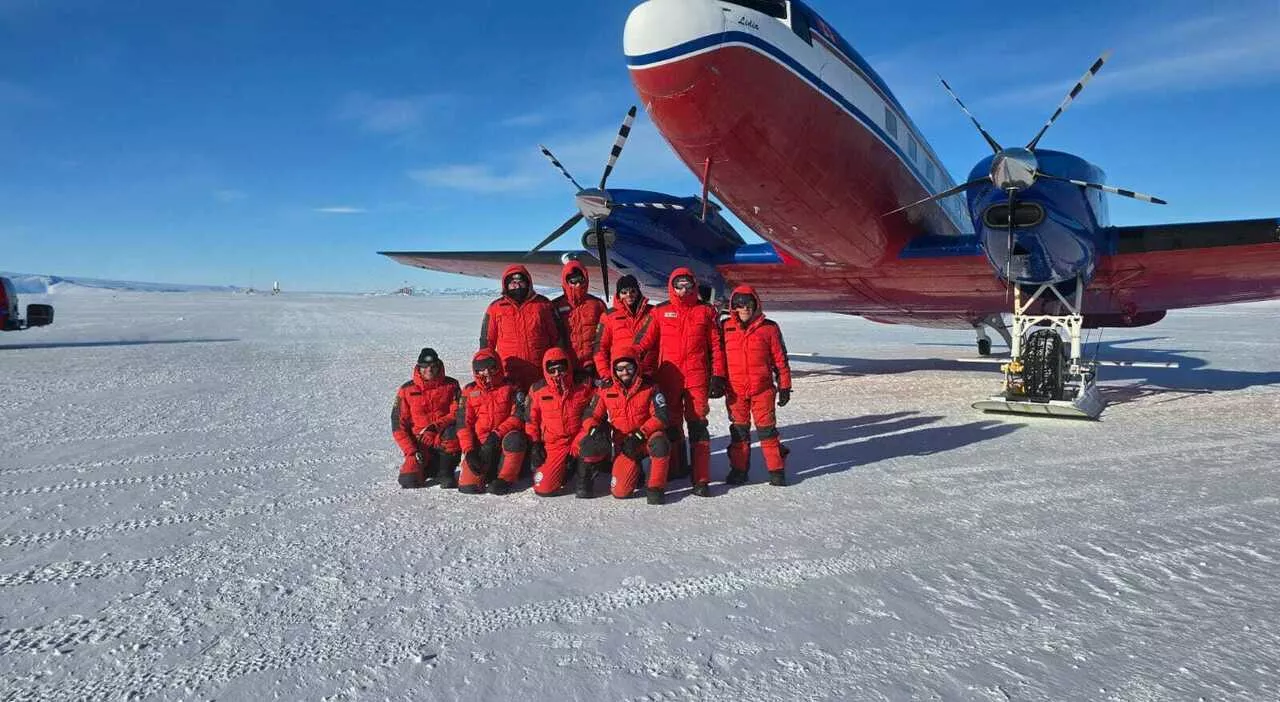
973, 276, 1105, 419
973, 313, 1011, 357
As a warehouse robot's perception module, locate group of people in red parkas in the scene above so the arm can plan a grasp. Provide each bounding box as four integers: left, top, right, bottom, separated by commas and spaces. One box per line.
390, 260, 793, 505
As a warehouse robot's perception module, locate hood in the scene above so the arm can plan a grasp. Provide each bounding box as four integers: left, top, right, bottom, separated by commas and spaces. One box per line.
729, 284, 763, 322
412, 359, 447, 390
540, 346, 573, 387
561, 260, 590, 306
667, 266, 698, 306
609, 344, 641, 385
470, 348, 506, 388
501, 263, 534, 302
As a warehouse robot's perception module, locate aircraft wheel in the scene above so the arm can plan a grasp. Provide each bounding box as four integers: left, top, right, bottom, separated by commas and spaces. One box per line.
1023, 329, 1066, 401
977, 338, 992, 356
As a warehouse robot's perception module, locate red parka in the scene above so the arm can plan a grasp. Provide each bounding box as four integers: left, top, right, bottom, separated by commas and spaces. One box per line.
480, 264, 563, 389
525, 347, 597, 446
639, 267, 727, 388
392, 365, 462, 457
583, 345, 669, 440
592, 292, 658, 378
456, 349, 525, 454
551, 260, 607, 375
721, 285, 792, 396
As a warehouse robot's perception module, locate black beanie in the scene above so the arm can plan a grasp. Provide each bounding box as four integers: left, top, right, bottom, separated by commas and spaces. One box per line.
417, 347, 441, 366
616, 275, 640, 293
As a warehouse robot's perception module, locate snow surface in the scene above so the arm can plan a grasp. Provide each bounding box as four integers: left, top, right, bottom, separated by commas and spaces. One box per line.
2, 291, 1279, 701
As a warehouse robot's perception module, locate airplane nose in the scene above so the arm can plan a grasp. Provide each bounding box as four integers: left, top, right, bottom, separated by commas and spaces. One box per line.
624, 0, 724, 61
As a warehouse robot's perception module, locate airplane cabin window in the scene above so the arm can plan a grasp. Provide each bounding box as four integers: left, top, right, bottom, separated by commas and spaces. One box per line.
884, 108, 898, 140
908, 138, 918, 161
722, 0, 788, 19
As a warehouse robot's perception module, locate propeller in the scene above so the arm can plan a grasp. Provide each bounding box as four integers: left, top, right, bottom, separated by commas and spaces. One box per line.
883, 51, 1167, 233
528, 105, 657, 301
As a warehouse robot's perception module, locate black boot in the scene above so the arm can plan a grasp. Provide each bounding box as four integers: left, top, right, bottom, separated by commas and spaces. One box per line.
398, 472, 425, 489
436, 453, 460, 489
691, 482, 710, 497
574, 460, 594, 499
646, 487, 664, 505
725, 469, 749, 485
457, 484, 483, 495
768, 470, 787, 487
488, 477, 512, 495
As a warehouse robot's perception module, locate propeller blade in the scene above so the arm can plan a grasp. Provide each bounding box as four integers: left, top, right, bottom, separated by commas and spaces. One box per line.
598, 105, 638, 190
882, 177, 989, 217
527, 212, 584, 255
614, 201, 688, 211
1026, 50, 1112, 151
940, 77, 1003, 154
593, 221, 611, 302
538, 145, 585, 191
1037, 171, 1166, 204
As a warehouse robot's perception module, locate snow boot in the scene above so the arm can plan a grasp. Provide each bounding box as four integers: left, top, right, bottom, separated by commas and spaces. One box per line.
436, 453, 460, 489
691, 482, 711, 497
725, 469, 749, 485
768, 470, 787, 487
646, 487, 664, 505
573, 460, 594, 499
457, 484, 483, 495
488, 477, 512, 496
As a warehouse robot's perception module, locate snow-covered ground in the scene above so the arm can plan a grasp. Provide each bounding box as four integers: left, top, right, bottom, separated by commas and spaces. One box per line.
2, 291, 1279, 701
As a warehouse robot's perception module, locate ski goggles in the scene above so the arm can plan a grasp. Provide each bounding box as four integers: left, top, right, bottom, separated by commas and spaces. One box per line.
472, 357, 499, 373
565, 273, 586, 286
672, 276, 695, 291
730, 294, 757, 309
544, 360, 570, 375
505, 274, 529, 287
613, 359, 638, 374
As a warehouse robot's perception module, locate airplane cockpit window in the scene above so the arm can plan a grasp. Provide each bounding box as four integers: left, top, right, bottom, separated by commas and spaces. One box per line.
722, 0, 788, 20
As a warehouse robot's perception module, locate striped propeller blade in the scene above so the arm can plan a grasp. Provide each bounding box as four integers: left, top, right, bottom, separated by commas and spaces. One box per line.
1026, 50, 1113, 151
538, 144, 585, 192
940, 77, 1003, 154
598, 105, 637, 190
1037, 171, 1166, 204
616, 201, 687, 211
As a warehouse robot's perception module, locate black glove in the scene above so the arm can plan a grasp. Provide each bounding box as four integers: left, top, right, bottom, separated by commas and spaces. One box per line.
530, 442, 547, 468
621, 431, 646, 460
413, 451, 426, 468
778, 389, 791, 407
708, 376, 727, 399
465, 451, 484, 475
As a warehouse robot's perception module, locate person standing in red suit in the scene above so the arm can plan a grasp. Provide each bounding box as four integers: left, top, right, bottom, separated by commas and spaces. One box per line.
582, 345, 673, 503
525, 347, 610, 498
391, 347, 462, 489
637, 267, 727, 497
592, 274, 658, 380
456, 349, 528, 495
551, 260, 608, 380
721, 286, 793, 486
480, 264, 564, 392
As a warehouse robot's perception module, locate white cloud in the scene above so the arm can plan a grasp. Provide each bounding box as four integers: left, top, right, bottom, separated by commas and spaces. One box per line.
315, 206, 367, 214
409, 166, 537, 194
335, 92, 439, 135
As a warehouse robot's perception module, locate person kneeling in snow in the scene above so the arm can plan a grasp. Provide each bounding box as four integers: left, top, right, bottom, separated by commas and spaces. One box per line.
456, 349, 528, 495
391, 347, 462, 489
525, 348, 610, 497
582, 345, 672, 504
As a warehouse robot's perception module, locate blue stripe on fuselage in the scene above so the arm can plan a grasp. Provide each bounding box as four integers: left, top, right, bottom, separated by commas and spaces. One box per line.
628, 31, 965, 235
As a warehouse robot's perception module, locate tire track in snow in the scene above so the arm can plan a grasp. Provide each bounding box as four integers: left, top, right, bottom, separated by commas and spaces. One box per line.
2, 425, 222, 450
0, 439, 355, 477
0, 448, 378, 498
0, 488, 369, 549
0, 556, 185, 588
14, 495, 1278, 701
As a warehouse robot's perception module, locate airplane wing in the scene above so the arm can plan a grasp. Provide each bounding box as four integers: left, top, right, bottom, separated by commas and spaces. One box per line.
378, 250, 628, 295
1093, 217, 1280, 311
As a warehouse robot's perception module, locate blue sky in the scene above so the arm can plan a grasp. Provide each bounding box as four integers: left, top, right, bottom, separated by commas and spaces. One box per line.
1, 0, 1276, 291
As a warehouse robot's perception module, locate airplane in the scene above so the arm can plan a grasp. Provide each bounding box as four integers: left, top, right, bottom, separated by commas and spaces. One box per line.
381, 0, 1280, 419
0, 275, 54, 332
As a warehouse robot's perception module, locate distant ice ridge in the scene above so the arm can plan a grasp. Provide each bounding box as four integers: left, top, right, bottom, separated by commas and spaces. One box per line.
1, 272, 240, 295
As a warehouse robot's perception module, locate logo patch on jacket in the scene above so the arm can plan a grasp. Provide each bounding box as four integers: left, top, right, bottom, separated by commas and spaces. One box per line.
664, 312, 677, 318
